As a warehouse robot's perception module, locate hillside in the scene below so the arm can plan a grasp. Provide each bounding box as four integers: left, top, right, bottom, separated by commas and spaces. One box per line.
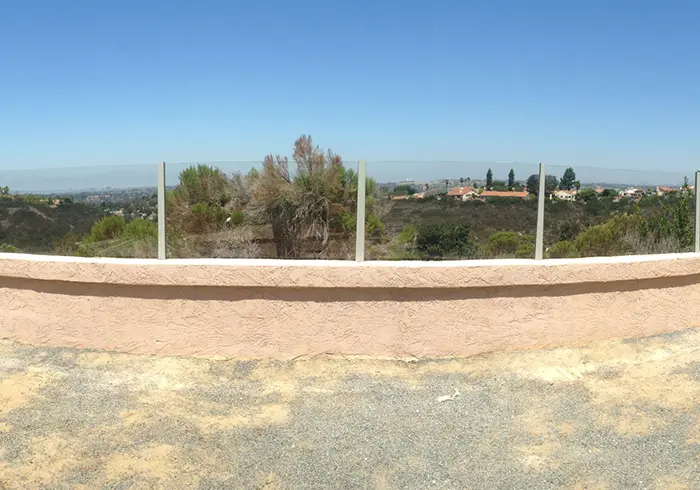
380, 197, 634, 248
0, 198, 108, 253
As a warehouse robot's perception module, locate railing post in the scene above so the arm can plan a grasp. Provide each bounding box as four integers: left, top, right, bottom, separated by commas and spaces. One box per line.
157, 162, 167, 260
355, 160, 367, 262
535, 162, 546, 260
695, 170, 700, 253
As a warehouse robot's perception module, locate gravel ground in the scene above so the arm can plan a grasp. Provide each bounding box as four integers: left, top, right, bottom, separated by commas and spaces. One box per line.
2, 328, 700, 489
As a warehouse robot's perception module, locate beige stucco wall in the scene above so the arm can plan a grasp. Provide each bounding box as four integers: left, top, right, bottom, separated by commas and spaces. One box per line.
2, 253, 700, 358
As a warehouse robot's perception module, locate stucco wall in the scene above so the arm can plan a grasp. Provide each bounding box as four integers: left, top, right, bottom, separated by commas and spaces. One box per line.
2, 253, 700, 358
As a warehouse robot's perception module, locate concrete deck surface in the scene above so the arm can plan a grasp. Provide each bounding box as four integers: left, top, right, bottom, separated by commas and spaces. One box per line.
1, 328, 700, 489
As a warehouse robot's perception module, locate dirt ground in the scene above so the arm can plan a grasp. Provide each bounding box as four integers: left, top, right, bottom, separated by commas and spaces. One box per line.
1, 328, 700, 489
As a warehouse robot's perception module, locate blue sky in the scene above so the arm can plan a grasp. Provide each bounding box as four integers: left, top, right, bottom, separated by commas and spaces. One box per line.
1, 0, 698, 187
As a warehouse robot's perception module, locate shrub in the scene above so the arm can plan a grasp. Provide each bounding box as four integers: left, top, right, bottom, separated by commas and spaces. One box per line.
366, 213, 385, 236
416, 223, 474, 259
0, 243, 19, 253
477, 232, 535, 259
229, 210, 245, 226
574, 214, 639, 257
548, 240, 578, 258
123, 219, 157, 240
515, 242, 535, 258
558, 221, 581, 242
87, 216, 126, 243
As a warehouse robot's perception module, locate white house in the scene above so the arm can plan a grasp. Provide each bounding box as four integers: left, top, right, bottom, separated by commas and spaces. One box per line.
553, 190, 576, 202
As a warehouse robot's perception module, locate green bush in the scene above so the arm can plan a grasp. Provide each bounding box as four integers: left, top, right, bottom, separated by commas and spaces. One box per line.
416, 223, 474, 259
0, 243, 20, 253
548, 240, 578, 258
366, 213, 385, 236
338, 211, 385, 237
175, 165, 231, 206
574, 215, 639, 257
515, 242, 535, 258
229, 210, 245, 226
486, 231, 535, 256
396, 225, 417, 245
87, 216, 126, 243
190, 202, 228, 232
123, 219, 157, 240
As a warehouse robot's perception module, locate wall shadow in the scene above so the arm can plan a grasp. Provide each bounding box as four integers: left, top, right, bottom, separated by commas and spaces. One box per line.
2, 273, 700, 303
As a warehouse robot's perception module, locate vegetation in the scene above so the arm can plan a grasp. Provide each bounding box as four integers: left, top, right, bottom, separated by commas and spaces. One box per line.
526, 174, 558, 196
2, 157, 696, 262
393, 184, 416, 196
559, 167, 577, 190
416, 223, 474, 259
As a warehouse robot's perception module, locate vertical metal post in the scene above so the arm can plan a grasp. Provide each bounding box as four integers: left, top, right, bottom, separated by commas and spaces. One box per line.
355, 160, 367, 262
157, 162, 167, 260
535, 162, 546, 260
695, 170, 700, 253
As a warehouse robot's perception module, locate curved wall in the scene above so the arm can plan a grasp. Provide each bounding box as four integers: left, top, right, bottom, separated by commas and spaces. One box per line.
2, 253, 700, 358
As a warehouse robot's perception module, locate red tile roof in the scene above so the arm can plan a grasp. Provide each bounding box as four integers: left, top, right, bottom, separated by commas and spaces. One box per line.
480, 190, 529, 198
446, 186, 473, 196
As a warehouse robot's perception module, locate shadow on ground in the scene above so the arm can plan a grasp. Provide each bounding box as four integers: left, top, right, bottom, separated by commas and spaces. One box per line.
2, 328, 700, 489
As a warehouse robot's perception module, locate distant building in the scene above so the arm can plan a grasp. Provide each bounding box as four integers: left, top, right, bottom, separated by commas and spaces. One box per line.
619, 188, 642, 198
656, 186, 676, 196
446, 186, 473, 199
553, 190, 576, 202
480, 190, 529, 199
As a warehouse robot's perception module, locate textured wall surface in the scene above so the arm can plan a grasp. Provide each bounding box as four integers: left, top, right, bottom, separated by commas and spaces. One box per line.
2, 253, 700, 358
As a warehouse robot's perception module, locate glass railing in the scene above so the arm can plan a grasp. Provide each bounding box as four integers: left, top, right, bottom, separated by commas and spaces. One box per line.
164, 159, 357, 260
544, 164, 695, 258
2, 160, 697, 262
0, 164, 158, 258
364, 161, 541, 260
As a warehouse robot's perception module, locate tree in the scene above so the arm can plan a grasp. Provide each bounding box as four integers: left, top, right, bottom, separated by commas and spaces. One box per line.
459, 177, 464, 186
526, 174, 558, 197
249, 135, 382, 258
393, 184, 416, 196
674, 191, 693, 248
486, 169, 493, 190
559, 167, 577, 190
574, 181, 581, 192
0, 186, 8, 196
578, 188, 598, 202
508, 169, 515, 189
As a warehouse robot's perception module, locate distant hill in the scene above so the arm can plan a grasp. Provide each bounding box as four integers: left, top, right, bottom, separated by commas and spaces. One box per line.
0, 198, 108, 253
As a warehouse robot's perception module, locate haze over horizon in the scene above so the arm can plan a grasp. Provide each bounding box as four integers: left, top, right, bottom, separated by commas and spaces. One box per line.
2, 0, 698, 180
0, 161, 692, 193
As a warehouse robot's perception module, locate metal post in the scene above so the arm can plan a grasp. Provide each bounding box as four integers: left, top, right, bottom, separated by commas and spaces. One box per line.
157, 162, 167, 260
535, 162, 546, 260
695, 170, 700, 253
355, 160, 367, 262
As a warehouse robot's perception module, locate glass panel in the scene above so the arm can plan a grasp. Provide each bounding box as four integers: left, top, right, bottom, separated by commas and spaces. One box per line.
544, 164, 695, 258
365, 161, 540, 260
0, 165, 158, 257
165, 159, 356, 260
